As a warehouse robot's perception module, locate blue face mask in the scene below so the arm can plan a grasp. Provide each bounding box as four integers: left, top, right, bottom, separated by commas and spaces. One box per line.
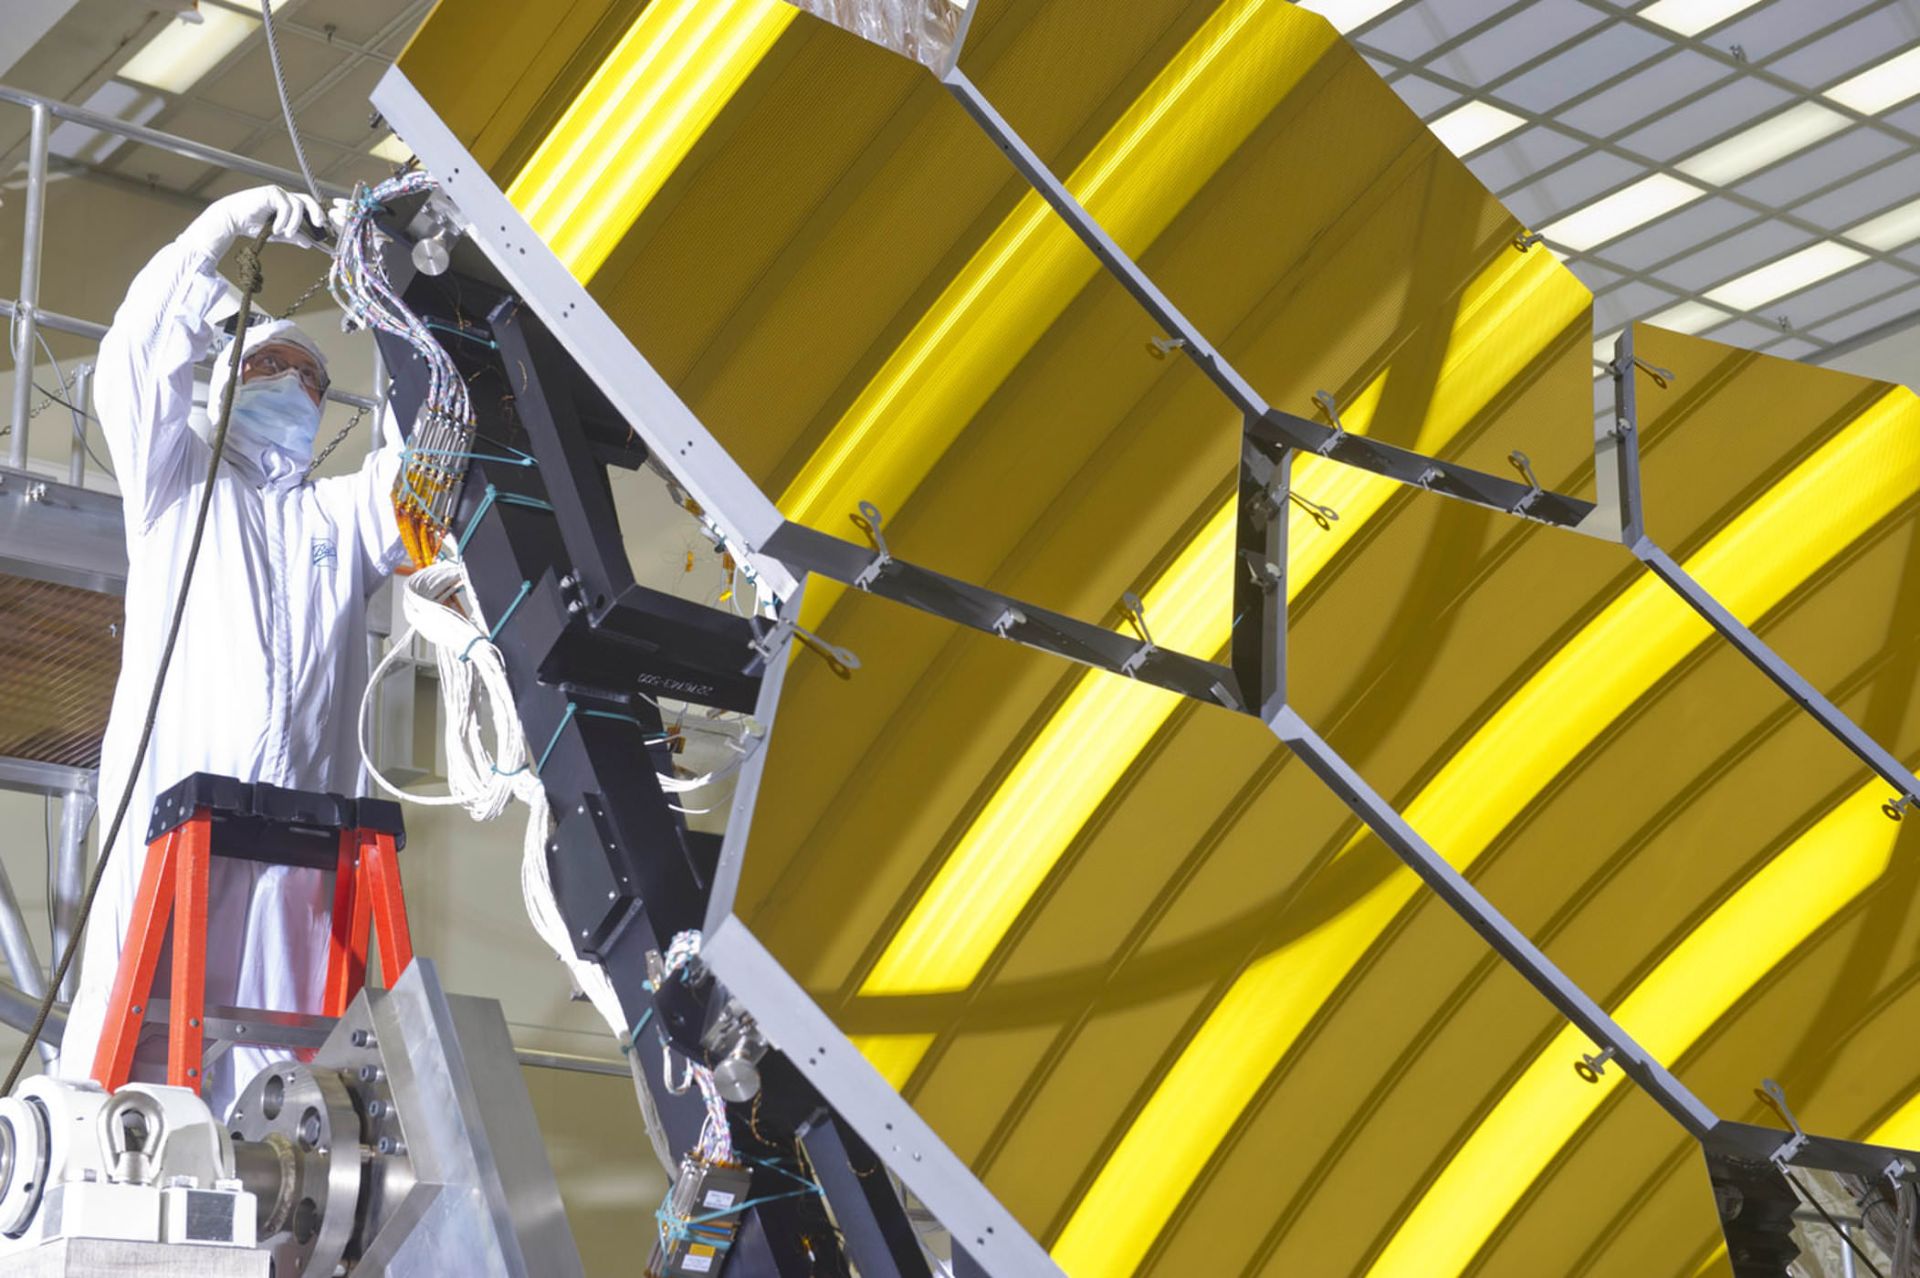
228, 370, 321, 466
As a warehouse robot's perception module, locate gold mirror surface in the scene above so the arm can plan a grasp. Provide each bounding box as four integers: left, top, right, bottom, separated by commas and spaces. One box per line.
396, 2, 1920, 1274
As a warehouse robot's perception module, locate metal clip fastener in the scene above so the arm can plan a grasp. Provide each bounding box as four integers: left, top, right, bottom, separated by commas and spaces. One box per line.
849, 500, 892, 591
1758, 1078, 1809, 1166
1239, 550, 1283, 593
990, 606, 1025, 638
795, 625, 859, 679
1572, 1045, 1616, 1084
1633, 355, 1675, 390
1146, 334, 1188, 360
751, 617, 795, 665
1290, 490, 1340, 531
1509, 450, 1544, 516
1312, 390, 1347, 456
1119, 591, 1157, 678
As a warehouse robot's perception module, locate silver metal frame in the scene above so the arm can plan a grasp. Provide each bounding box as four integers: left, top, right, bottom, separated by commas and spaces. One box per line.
370, 10, 1920, 1267
0, 83, 373, 488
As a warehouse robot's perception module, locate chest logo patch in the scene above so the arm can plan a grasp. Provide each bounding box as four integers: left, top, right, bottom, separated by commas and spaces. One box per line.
311, 539, 338, 569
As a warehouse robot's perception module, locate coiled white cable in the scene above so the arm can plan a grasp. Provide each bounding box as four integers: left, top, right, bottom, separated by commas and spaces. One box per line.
357, 560, 625, 1039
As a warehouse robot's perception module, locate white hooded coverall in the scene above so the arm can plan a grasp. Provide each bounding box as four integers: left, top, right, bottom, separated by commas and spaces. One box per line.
60, 219, 406, 1114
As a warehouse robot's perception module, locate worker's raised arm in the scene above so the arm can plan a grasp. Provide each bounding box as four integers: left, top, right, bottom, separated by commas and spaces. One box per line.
93, 186, 323, 531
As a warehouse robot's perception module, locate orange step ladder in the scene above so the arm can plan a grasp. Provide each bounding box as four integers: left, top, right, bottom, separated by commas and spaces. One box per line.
92, 773, 413, 1096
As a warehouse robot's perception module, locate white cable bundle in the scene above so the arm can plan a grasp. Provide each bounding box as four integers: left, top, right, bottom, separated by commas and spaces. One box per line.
358, 561, 625, 1040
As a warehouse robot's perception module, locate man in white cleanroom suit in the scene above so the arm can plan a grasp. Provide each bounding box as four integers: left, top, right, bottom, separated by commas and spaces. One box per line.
59, 185, 407, 1114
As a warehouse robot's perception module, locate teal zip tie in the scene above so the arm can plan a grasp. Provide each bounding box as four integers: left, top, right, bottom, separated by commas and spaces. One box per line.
577, 708, 671, 743
620, 1007, 655, 1055
424, 317, 500, 349
534, 701, 580, 776
744, 1155, 824, 1194
405, 443, 535, 468
455, 484, 555, 556
462, 579, 532, 662
676, 1186, 821, 1229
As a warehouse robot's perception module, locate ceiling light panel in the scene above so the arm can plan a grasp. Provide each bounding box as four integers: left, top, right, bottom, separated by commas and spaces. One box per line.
1848, 197, 1920, 251
1825, 44, 1920, 114
1646, 298, 1736, 334
1794, 153, 1920, 232
1704, 241, 1871, 311
1540, 173, 1708, 252
118, 5, 259, 94
1758, 260, 1917, 331
1636, 0, 1768, 38
1732, 128, 1904, 211
1504, 151, 1645, 231
1768, 4, 1920, 91
1617, 77, 1794, 163
1597, 198, 1754, 274
1428, 100, 1526, 156
1676, 101, 1850, 185
1658, 219, 1814, 292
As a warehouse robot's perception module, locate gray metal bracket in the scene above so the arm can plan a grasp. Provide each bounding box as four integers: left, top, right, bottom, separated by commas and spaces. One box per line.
1234, 427, 1290, 719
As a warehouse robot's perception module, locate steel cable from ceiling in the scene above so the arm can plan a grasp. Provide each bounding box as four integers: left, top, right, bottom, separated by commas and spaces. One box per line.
258, 0, 325, 210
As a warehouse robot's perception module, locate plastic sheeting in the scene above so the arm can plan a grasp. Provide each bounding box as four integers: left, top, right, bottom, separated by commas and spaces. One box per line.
784, 0, 972, 70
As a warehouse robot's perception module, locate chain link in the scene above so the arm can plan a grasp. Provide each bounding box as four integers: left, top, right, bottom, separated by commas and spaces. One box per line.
0, 387, 64, 435
304, 403, 367, 479
280, 268, 331, 320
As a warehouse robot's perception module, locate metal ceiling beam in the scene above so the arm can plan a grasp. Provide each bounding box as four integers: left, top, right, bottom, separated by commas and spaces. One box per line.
1349, 0, 1920, 360
0, 81, 341, 194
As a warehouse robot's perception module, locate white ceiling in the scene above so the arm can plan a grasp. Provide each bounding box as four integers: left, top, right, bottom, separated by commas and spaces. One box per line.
1315, 0, 1920, 384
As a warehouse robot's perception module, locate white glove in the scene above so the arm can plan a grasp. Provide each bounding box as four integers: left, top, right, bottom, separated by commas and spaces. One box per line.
325, 196, 354, 238
180, 185, 326, 264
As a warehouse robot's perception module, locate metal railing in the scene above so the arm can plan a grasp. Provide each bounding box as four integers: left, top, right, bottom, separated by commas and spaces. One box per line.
1, 83, 369, 485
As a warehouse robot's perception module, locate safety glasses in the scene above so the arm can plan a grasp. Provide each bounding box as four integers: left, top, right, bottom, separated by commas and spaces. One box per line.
242, 343, 330, 400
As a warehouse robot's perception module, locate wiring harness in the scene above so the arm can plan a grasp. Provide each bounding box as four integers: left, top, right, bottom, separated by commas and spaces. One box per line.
328, 170, 475, 566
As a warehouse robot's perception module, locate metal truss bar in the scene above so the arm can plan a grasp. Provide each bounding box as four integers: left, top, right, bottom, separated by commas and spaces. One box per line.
1634, 539, 1920, 805
704, 914, 1063, 1278
763, 521, 1243, 709
8, 100, 47, 470
939, 67, 1270, 421
0, 299, 378, 413
1268, 705, 1720, 1139
941, 69, 1611, 549
1593, 330, 1646, 546
1253, 409, 1604, 537
51, 789, 91, 1003
0, 83, 349, 198
1233, 429, 1289, 717
799, 1116, 932, 1278
0, 757, 93, 797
